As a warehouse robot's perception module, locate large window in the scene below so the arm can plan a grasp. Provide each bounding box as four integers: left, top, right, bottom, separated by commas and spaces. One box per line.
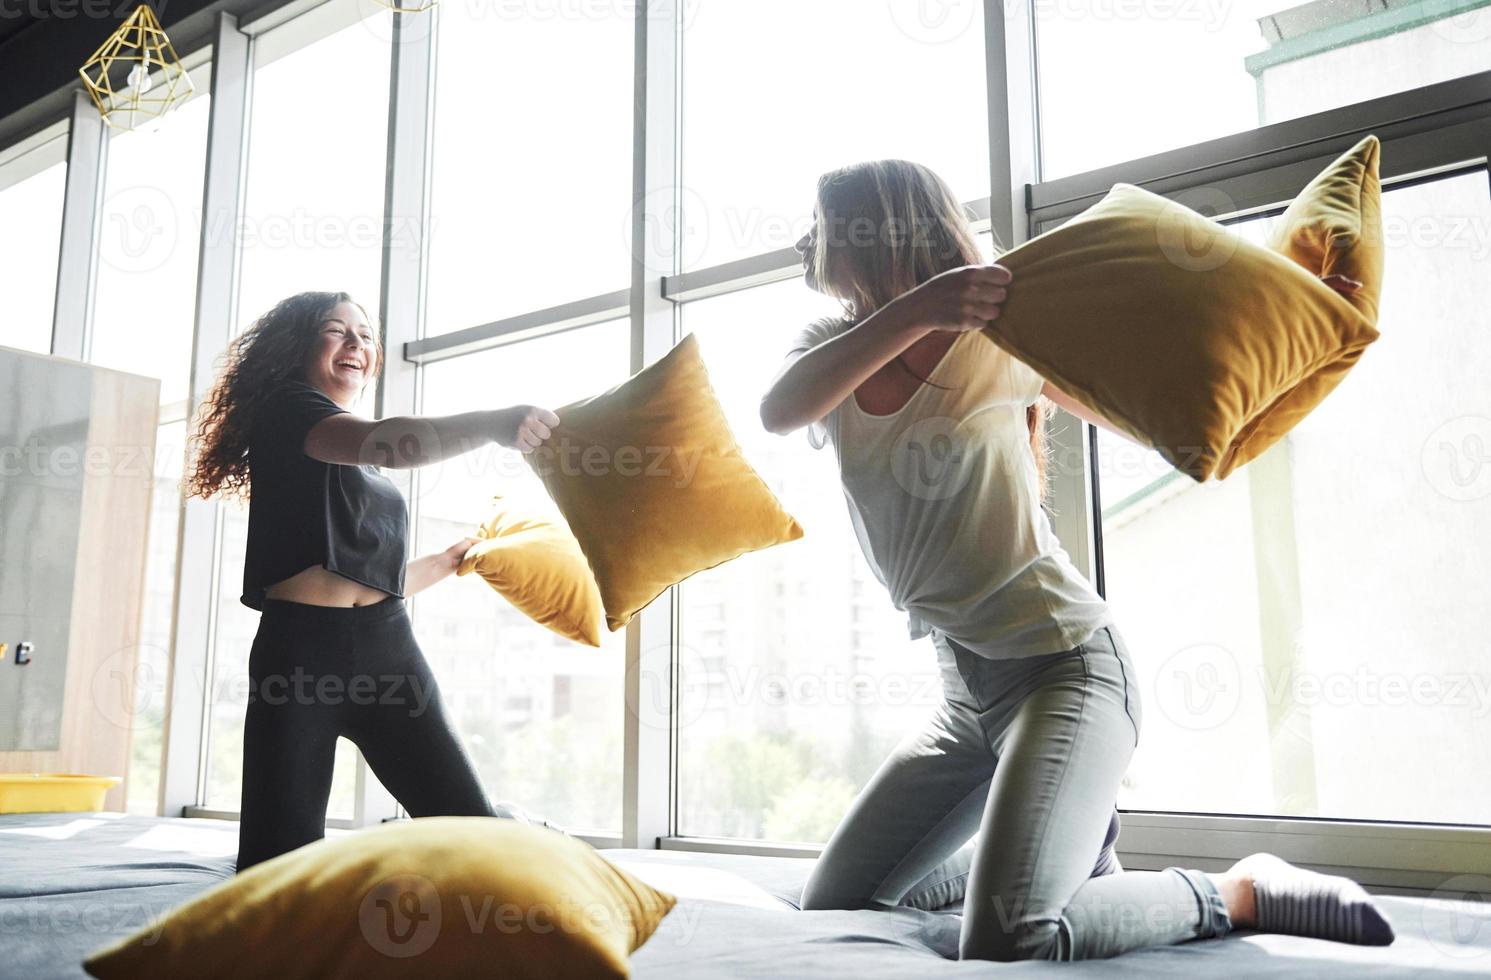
676, 279, 944, 842
0, 135, 67, 354
1097, 170, 1491, 824
55, 0, 1484, 872
423, 1, 633, 331
232, 15, 391, 327
680, 0, 990, 269
204, 12, 393, 817
1036, 0, 1491, 179
416, 321, 631, 832
671, 0, 996, 835
88, 87, 215, 816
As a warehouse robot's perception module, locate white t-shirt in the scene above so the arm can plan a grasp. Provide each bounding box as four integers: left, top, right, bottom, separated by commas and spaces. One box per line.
790, 316, 1113, 659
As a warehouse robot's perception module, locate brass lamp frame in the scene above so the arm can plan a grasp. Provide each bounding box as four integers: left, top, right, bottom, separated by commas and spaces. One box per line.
78, 4, 195, 132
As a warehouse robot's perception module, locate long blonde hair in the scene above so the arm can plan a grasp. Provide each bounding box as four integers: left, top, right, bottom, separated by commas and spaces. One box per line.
808, 159, 1053, 504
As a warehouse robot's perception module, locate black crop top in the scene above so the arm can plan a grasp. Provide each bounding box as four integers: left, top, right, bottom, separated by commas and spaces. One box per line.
240, 380, 410, 610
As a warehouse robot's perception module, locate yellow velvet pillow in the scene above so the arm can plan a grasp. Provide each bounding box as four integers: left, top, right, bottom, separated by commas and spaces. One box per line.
84, 818, 676, 980
985, 134, 1383, 481
1237, 135, 1385, 471
1269, 134, 1383, 321
456, 495, 605, 647
526, 333, 804, 631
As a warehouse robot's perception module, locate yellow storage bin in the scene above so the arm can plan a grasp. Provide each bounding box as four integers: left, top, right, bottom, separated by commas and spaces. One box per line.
0, 774, 122, 814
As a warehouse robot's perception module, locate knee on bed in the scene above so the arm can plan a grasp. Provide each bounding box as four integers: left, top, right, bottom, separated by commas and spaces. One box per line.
799, 881, 859, 911
799, 870, 885, 912
959, 911, 1071, 963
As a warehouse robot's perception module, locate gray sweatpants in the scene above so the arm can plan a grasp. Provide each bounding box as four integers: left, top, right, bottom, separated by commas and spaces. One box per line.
801, 624, 1233, 961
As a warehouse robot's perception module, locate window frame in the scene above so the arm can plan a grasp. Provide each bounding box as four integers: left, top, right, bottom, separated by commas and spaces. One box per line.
0, 117, 70, 356
13, 0, 1483, 891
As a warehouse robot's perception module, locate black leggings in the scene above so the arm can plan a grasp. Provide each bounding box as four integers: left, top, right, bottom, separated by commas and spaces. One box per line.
235, 594, 495, 872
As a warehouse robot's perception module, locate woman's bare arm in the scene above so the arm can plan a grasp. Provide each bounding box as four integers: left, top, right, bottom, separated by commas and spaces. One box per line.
302, 405, 557, 468
405, 536, 479, 596
760, 302, 929, 436
761, 264, 1013, 435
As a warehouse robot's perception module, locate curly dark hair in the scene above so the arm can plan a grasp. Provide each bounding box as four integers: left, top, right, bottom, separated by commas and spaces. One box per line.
184, 291, 381, 502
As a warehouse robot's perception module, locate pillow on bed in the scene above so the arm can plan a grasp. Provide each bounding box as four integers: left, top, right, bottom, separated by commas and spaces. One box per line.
456, 495, 605, 647
83, 817, 675, 980
984, 134, 1383, 481
526, 333, 804, 631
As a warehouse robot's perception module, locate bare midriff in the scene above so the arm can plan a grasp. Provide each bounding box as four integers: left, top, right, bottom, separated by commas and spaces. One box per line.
263, 564, 394, 608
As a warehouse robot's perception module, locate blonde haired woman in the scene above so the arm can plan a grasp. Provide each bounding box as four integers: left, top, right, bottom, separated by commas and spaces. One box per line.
761, 160, 1391, 961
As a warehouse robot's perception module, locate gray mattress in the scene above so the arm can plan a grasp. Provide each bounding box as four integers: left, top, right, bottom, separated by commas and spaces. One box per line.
2, 811, 1487, 978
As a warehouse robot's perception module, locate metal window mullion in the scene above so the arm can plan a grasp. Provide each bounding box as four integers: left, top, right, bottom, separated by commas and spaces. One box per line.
1029, 68, 1491, 225
402, 288, 632, 364
660, 836, 821, 860
1111, 812, 1491, 895
51, 90, 107, 361
363, 7, 437, 828
159, 11, 253, 819
653, 819, 1491, 895
984, 0, 1098, 579
621, 0, 679, 851
983, 0, 1036, 252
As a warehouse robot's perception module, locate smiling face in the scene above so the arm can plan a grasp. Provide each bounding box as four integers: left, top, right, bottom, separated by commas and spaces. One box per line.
302, 300, 378, 406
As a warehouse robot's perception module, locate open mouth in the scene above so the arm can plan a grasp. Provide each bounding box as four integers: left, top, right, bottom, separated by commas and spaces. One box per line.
335, 359, 363, 372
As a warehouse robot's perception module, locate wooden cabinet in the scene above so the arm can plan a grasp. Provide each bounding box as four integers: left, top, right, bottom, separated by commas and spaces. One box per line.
0, 345, 159, 812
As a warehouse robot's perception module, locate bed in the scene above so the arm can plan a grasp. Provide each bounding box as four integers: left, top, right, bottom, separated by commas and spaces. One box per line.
4, 811, 1487, 978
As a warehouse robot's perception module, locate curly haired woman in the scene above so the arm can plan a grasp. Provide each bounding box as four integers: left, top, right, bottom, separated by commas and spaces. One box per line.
186, 290, 559, 872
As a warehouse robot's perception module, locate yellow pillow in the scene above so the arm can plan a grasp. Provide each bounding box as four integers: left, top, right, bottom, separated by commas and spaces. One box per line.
84, 818, 675, 980
1268, 134, 1383, 321
985, 134, 1383, 481
1236, 135, 1385, 471
456, 496, 605, 647
527, 333, 804, 631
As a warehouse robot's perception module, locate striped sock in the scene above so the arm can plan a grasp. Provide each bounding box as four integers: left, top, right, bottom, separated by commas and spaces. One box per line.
1238, 852, 1395, 945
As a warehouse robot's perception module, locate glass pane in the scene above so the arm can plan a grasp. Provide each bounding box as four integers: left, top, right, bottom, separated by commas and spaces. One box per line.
205, 503, 254, 811
1037, 0, 1491, 180
126, 421, 186, 814
416, 320, 631, 832
424, 2, 632, 331
1097, 171, 1491, 823
0, 144, 66, 353
681, 0, 990, 270
93, 89, 210, 407
677, 278, 950, 842
205, 14, 391, 817
235, 16, 391, 331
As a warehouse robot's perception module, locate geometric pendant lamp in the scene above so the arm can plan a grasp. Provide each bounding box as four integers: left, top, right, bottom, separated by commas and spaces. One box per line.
78, 4, 194, 132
